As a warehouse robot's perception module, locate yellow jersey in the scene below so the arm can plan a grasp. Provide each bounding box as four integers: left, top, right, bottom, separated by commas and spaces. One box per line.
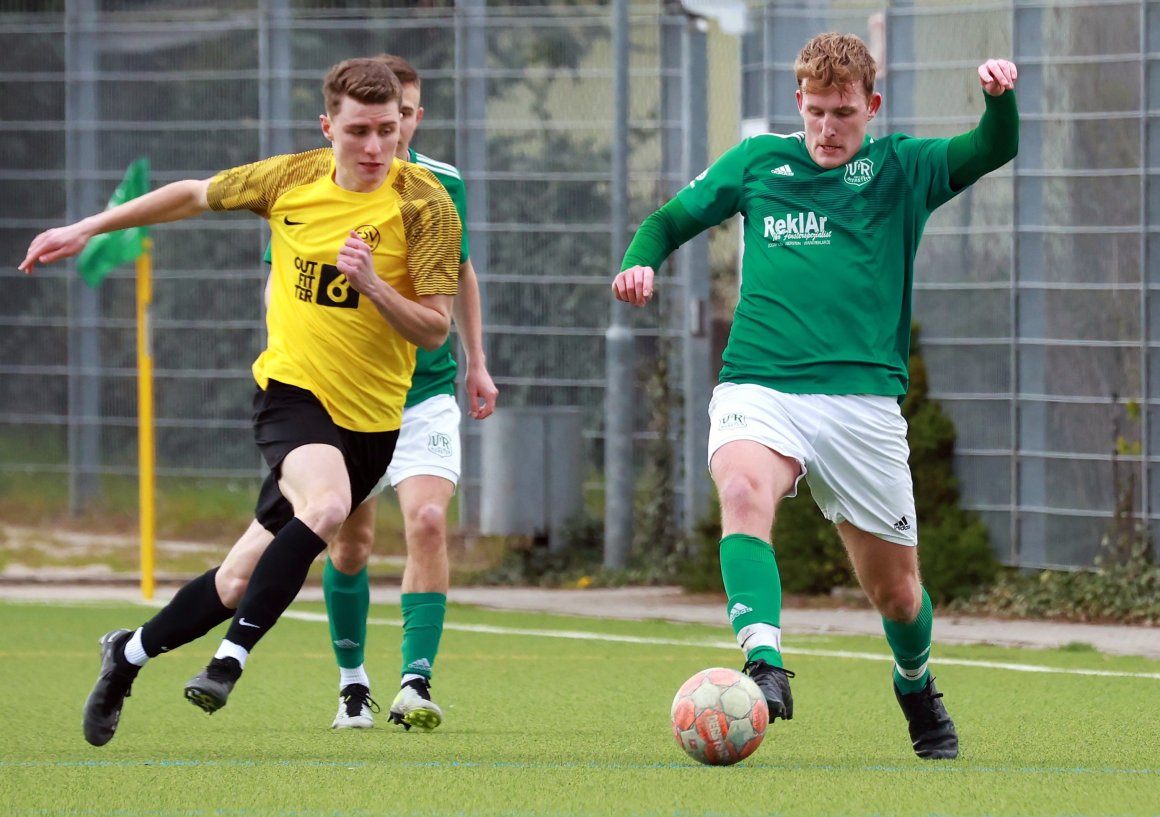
206, 148, 461, 431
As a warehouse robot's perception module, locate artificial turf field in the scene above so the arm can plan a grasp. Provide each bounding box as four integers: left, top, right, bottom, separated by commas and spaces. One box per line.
1, 599, 1157, 817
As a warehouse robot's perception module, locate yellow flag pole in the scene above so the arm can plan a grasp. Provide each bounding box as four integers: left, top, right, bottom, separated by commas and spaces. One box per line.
137, 237, 156, 600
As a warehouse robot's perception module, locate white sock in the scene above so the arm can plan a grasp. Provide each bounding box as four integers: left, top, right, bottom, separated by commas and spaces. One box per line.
339, 665, 370, 690
213, 640, 249, 668
896, 660, 930, 682
736, 622, 783, 658
123, 628, 150, 667
401, 672, 426, 687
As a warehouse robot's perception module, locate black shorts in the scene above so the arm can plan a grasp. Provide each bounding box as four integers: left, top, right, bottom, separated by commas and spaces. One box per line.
252, 380, 398, 534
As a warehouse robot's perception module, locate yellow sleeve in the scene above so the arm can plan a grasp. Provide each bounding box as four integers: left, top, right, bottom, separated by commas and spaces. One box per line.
395, 164, 462, 296
206, 149, 332, 218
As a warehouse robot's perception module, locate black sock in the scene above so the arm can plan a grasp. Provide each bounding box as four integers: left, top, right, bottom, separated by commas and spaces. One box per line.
224, 517, 326, 652
140, 567, 234, 656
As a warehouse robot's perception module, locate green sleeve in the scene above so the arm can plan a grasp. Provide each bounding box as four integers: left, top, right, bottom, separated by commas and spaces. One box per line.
947, 90, 1019, 190
439, 171, 471, 263
620, 198, 713, 271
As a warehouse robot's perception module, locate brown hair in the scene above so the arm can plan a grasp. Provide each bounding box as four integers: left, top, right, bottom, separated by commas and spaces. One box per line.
376, 53, 420, 89
322, 58, 402, 117
794, 33, 877, 99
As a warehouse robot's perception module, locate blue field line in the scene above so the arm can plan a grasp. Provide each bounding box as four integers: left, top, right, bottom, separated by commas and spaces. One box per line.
274, 610, 1160, 682
3, 758, 1158, 776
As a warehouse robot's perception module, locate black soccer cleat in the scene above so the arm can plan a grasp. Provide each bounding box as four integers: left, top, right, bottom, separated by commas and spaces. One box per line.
82, 629, 139, 747
184, 657, 243, 714
743, 659, 795, 721
894, 676, 959, 759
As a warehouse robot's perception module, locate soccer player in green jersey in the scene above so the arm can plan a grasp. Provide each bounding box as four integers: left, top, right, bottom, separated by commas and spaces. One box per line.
613, 33, 1019, 760
254, 54, 498, 731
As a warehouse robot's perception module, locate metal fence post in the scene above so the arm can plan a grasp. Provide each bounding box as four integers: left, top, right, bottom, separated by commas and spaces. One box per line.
1013, 3, 1046, 567
681, 17, 712, 533
457, 0, 489, 532
605, 0, 634, 569
65, 0, 102, 514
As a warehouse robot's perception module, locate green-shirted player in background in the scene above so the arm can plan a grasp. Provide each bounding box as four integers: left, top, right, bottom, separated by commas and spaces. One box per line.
259, 54, 498, 731
613, 33, 1019, 759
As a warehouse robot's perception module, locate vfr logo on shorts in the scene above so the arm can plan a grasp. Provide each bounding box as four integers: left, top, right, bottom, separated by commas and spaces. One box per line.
427, 432, 453, 458
719, 412, 747, 430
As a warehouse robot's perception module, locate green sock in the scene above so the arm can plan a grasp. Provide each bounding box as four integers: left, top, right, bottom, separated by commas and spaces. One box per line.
400, 592, 446, 679
883, 586, 934, 694
323, 558, 369, 669
719, 533, 784, 668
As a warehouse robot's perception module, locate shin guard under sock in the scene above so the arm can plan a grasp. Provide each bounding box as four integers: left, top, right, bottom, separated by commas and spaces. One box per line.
224, 517, 327, 652
140, 567, 233, 656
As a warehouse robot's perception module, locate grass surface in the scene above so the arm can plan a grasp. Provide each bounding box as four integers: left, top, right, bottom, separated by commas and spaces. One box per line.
1, 600, 1158, 817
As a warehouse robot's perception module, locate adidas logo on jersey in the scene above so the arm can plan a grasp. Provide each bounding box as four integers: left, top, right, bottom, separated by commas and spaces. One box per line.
728, 602, 753, 623
771, 164, 794, 176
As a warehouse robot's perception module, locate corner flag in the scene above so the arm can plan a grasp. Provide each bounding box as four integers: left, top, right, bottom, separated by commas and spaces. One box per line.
76, 158, 150, 287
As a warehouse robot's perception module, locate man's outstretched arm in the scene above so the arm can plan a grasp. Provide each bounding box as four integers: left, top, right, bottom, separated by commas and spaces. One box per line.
19, 179, 211, 273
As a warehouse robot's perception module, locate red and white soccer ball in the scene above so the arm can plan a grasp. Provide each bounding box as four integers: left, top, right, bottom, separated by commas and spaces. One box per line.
670, 667, 769, 766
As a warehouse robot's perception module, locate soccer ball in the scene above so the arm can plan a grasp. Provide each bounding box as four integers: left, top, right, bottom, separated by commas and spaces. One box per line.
670, 667, 768, 765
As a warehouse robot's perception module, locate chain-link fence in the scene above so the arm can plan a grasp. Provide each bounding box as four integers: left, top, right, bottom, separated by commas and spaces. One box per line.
0, 0, 697, 553
2, 0, 1156, 570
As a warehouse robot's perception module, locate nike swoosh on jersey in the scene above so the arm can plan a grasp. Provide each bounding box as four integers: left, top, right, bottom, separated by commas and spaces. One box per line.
283, 216, 305, 225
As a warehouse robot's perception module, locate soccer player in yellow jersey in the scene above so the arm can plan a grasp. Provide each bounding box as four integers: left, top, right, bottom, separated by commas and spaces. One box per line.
19, 58, 462, 743
254, 54, 498, 733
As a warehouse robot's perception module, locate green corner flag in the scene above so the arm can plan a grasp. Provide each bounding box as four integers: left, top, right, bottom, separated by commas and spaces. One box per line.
76, 158, 150, 287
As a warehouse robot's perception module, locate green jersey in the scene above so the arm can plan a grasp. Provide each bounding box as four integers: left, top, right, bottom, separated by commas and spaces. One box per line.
259, 147, 469, 408
405, 148, 470, 408
678, 131, 959, 397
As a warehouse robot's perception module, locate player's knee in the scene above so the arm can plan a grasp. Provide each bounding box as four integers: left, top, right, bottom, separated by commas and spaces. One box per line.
717, 473, 768, 521
330, 529, 373, 573
875, 581, 921, 623
300, 491, 350, 539
407, 503, 447, 552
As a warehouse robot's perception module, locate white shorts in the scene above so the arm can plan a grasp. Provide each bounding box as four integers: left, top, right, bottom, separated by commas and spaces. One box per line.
707, 382, 918, 545
366, 393, 461, 501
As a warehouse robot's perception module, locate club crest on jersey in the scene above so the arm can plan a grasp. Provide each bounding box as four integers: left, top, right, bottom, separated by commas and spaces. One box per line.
843, 158, 875, 188
354, 224, 381, 251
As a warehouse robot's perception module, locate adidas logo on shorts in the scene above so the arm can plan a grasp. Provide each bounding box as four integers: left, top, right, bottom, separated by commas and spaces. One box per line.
893, 516, 911, 532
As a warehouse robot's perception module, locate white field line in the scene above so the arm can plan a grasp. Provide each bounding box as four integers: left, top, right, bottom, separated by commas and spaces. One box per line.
277, 609, 1160, 681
